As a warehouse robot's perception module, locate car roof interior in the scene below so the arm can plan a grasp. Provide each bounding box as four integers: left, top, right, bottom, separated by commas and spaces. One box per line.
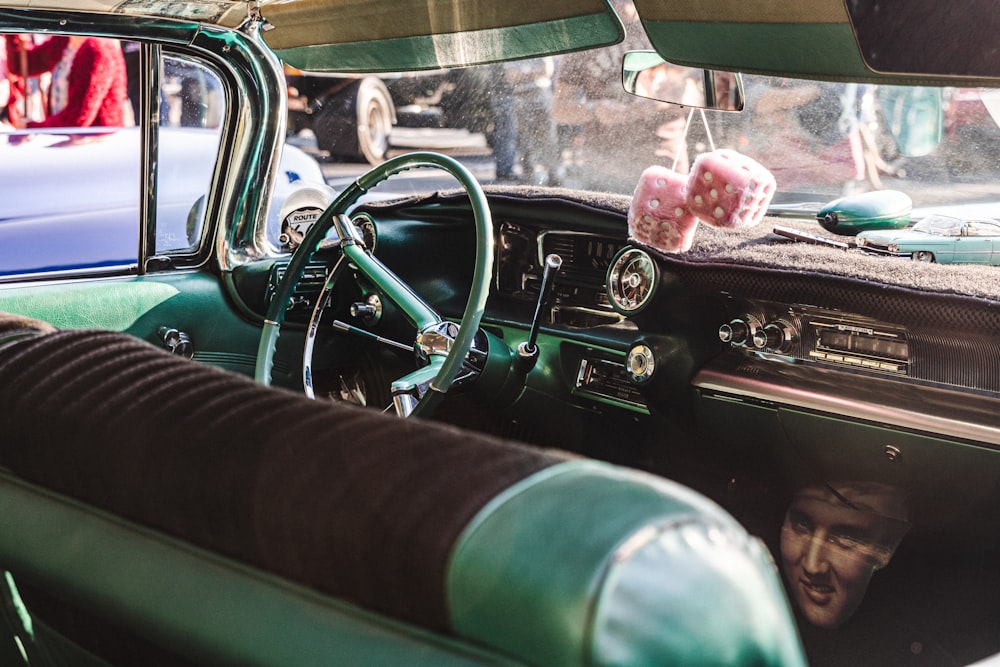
7, 0, 1000, 82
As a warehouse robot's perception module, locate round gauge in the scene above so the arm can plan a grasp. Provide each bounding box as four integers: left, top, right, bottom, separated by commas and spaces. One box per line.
607, 247, 659, 315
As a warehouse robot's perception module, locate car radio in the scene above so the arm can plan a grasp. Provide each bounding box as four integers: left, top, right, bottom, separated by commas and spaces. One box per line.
575, 354, 648, 411
719, 300, 909, 376
805, 315, 909, 374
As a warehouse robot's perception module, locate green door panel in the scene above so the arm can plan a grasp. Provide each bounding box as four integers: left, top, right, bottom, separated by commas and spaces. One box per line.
0, 273, 281, 378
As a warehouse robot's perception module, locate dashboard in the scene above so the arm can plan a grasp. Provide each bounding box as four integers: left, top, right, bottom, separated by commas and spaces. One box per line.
476, 205, 1000, 504
492, 214, 1000, 438
263, 190, 1000, 665
279, 194, 1000, 443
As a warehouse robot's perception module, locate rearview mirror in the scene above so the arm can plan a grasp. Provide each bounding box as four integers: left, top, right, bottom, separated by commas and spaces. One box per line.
623, 51, 744, 111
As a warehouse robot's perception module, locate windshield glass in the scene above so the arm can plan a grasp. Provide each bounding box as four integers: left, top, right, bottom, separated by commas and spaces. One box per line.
537, 53, 1000, 213
305, 39, 1000, 223
912, 214, 965, 235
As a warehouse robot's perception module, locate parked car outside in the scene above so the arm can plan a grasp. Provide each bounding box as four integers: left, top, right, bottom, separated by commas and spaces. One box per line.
284, 66, 499, 165
284, 66, 397, 164
857, 213, 1000, 263
0, 125, 328, 276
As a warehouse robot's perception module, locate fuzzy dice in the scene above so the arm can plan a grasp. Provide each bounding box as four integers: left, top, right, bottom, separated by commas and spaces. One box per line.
627, 165, 699, 253
685, 149, 776, 229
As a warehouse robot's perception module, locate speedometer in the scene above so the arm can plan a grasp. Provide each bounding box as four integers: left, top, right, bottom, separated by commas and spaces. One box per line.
607, 247, 658, 315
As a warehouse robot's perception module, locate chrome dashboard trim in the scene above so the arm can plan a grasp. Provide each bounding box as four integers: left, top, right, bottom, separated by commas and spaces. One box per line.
693, 365, 1000, 447
535, 229, 620, 263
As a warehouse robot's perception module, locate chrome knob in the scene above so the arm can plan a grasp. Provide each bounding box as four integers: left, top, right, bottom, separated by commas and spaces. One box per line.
350, 294, 383, 323
627, 344, 655, 383
158, 327, 194, 359
751, 322, 794, 353
351, 302, 377, 318
719, 319, 749, 345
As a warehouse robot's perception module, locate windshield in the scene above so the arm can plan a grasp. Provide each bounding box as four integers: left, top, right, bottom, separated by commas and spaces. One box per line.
304, 24, 1000, 221
524, 55, 1000, 212
912, 214, 966, 235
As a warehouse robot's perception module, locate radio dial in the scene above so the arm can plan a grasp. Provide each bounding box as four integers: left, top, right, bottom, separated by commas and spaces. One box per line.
752, 322, 795, 353
719, 319, 750, 345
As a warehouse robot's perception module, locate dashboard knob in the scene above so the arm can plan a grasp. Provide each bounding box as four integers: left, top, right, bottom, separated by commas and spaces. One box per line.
752, 322, 793, 352
351, 302, 377, 318
626, 344, 655, 383
350, 294, 383, 323
719, 319, 750, 345
158, 326, 194, 359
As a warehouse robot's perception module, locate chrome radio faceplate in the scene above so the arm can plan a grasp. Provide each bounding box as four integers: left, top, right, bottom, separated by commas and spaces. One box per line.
806, 316, 908, 374
719, 299, 909, 377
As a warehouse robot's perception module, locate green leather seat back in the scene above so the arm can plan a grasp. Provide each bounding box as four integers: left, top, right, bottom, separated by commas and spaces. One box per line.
449, 461, 806, 667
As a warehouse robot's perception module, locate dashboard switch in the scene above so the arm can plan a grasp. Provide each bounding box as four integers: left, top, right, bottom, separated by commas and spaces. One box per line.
158, 327, 194, 359
350, 294, 383, 323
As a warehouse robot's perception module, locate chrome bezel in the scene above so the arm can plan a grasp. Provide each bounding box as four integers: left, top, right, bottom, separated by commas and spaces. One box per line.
606, 247, 659, 315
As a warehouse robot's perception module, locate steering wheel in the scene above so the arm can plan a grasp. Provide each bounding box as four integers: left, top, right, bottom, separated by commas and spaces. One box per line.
255, 152, 494, 418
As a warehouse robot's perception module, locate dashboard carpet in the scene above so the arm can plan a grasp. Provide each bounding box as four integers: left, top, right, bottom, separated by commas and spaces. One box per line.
379, 187, 1000, 302
679, 217, 1000, 302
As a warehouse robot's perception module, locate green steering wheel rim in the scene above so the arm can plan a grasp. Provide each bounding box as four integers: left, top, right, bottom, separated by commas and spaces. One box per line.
255, 151, 494, 417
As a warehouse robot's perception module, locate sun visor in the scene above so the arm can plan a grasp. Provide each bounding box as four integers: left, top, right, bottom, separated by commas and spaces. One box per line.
263, 0, 624, 73
633, 0, 1000, 87
846, 0, 1000, 79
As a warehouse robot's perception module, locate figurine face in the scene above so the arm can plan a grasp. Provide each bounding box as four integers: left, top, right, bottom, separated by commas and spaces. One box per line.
779, 484, 907, 629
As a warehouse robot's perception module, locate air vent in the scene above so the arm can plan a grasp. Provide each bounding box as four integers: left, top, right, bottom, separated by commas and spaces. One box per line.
539, 231, 626, 288
267, 261, 330, 321
544, 234, 577, 265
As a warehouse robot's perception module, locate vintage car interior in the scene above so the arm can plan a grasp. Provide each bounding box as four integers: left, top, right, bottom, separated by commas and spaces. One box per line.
2, 0, 1000, 665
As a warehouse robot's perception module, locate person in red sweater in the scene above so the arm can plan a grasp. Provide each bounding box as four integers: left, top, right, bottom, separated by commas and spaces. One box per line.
5, 35, 131, 129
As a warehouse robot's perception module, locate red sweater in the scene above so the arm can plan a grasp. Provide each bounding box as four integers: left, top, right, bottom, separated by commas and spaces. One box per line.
6, 36, 129, 129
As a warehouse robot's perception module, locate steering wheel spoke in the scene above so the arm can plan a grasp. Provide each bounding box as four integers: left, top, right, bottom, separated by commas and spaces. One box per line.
255, 151, 494, 419
390, 360, 445, 417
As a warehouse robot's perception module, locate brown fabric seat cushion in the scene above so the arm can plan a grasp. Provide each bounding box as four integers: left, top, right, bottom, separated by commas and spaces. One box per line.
0, 327, 563, 631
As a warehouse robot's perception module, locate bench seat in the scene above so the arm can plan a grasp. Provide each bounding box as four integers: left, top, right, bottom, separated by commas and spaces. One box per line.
0, 320, 805, 666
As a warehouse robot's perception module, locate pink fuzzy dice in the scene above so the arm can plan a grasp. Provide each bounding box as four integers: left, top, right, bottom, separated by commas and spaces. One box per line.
686, 149, 776, 229
627, 166, 699, 253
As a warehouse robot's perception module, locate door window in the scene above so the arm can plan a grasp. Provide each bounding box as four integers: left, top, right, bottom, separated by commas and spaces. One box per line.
0, 36, 224, 277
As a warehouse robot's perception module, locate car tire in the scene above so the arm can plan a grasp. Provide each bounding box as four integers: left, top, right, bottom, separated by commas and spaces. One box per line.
313, 78, 395, 165
913, 251, 935, 262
